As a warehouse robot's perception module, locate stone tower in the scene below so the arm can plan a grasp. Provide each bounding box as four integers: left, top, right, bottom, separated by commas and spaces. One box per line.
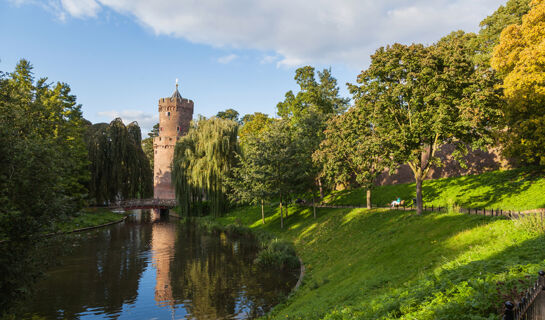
153, 82, 194, 199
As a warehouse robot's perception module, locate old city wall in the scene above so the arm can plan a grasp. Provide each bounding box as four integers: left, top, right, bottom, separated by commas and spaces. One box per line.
374, 144, 511, 186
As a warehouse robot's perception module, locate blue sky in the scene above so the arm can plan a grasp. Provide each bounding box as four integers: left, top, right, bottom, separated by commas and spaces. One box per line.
0, 0, 505, 133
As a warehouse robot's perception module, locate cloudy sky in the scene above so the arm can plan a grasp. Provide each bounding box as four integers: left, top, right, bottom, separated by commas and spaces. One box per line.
1, 0, 505, 133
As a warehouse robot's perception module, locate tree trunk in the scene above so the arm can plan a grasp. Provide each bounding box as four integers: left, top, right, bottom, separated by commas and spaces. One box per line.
416, 176, 423, 215
366, 189, 371, 209
312, 195, 317, 219
318, 178, 324, 199
261, 199, 265, 224
280, 195, 284, 229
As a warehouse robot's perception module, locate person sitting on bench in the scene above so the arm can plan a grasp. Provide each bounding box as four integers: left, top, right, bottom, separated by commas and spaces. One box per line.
391, 197, 401, 208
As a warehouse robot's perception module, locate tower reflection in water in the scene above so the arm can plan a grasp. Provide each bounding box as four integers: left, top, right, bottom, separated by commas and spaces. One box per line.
150, 209, 176, 309
19, 209, 297, 320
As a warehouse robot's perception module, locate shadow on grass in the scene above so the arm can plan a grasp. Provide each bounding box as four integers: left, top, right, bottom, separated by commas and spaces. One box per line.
352, 234, 545, 320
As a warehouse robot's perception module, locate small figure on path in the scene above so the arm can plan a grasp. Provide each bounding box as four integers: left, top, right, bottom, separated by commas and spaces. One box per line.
390, 197, 401, 208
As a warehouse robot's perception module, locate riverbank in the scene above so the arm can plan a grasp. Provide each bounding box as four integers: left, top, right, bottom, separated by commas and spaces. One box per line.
54, 207, 126, 233
216, 203, 545, 319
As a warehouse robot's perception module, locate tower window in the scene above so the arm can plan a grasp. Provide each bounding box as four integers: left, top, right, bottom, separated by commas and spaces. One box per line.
167, 111, 171, 119
177, 126, 180, 132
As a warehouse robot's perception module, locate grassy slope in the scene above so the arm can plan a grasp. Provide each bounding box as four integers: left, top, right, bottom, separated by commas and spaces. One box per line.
218, 168, 545, 319
324, 167, 545, 211
55, 207, 124, 233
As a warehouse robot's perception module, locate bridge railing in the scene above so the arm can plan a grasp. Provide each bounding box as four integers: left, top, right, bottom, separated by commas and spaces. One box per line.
109, 198, 177, 209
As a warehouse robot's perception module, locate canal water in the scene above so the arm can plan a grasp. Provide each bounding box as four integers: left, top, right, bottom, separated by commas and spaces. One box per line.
20, 210, 298, 319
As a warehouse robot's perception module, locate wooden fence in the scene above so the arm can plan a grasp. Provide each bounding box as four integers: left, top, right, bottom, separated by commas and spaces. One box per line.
310, 203, 545, 219
503, 271, 545, 320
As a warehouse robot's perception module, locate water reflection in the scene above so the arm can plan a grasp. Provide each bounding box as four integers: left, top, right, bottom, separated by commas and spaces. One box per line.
20, 210, 297, 319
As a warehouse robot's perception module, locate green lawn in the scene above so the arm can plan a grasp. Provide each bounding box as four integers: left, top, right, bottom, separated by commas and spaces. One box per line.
216, 168, 545, 319
55, 207, 125, 233
323, 167, 545, 211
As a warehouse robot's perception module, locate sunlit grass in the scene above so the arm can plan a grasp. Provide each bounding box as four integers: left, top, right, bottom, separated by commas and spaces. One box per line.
323, 167, 545, 211
219, 190, 545, 319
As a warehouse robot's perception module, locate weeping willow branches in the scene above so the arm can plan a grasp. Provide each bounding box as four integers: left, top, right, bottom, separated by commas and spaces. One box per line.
84, 118, 153, 204
172, 117, 239, 217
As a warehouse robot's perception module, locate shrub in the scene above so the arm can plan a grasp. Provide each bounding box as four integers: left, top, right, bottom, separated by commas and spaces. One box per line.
255, 239, 299, 270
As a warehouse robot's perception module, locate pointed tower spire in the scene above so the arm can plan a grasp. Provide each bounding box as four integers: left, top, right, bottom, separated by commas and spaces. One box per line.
171, 77, 182, 100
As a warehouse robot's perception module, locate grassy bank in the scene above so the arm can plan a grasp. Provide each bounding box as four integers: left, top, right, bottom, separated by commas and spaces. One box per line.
218, 204, 545, 319
54, 207, 125, 233
324, 167, 545, 211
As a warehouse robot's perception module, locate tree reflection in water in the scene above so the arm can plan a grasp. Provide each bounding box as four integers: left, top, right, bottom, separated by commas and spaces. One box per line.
19, 210, 297, 319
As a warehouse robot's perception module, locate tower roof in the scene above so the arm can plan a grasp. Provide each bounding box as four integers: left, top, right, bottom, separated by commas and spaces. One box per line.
171, 87, 182, 100
171, 79, 182, 100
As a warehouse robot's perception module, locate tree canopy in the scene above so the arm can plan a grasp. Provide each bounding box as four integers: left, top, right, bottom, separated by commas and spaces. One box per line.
491, 0, 545, 165
172, 117, 239, 217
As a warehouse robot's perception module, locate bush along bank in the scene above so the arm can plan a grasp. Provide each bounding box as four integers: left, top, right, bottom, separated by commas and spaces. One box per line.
183, 216, 301, 271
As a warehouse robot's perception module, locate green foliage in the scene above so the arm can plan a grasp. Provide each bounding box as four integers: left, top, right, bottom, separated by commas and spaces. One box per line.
141, 123, 158, 170
477, 0, 531, 64
0, 60, 89, 314
277, 66, 349, 119
54, 208, 124, 233
84, 119, 153, 204
255, 239, 299, 270
323, 167, 545, 211
216, 108, 240, 123
219, 201, 545, 319
314, 106, 389, 207
172, 117, 240, 217
238, 112, 273, 146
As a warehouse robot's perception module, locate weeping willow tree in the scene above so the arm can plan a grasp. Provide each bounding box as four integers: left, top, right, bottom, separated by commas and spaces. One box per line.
172, 117, 239, 217
85, 118, 153, 204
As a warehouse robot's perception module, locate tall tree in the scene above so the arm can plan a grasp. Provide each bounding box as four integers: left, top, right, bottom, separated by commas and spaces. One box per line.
276, 66, 349, 199
172, 117, 239, 217
85, 119, 152, 204
351, 32, 501, 214
313, 106, 389, 209
491, 0, 545, 165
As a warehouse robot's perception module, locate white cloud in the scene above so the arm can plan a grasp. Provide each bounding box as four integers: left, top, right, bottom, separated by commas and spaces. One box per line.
24, 0, 506, 67
217, 54, 238, 64
60, 0, 101, 18
97, 110, 158, 134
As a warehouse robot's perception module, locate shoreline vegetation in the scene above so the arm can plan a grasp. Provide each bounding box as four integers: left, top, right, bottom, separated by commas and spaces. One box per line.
53, 207, 126, 234
208, 167, 545, 319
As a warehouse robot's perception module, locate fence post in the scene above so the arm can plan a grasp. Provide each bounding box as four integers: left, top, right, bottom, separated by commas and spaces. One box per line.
432, 205, 434, 212
539, 270, 545, 289
503, 301, 515, 320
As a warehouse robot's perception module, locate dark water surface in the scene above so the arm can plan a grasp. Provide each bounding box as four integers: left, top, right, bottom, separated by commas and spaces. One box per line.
20, 210, 298, 319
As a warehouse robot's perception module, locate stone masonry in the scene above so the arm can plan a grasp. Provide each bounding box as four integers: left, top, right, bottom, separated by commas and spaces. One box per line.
153, 85, 193, 199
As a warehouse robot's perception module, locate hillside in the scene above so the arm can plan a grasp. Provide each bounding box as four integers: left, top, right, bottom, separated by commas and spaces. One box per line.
217, 168, 545, 319
324, 167, 545, 211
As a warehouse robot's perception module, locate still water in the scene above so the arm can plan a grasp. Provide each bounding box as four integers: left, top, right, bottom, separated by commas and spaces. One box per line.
21, 210, 298, 319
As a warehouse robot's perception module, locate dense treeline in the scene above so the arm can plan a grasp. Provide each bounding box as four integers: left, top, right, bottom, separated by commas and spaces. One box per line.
0, 60, 153, 313
185, 0, 543, 221
0, 60, 90, 312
